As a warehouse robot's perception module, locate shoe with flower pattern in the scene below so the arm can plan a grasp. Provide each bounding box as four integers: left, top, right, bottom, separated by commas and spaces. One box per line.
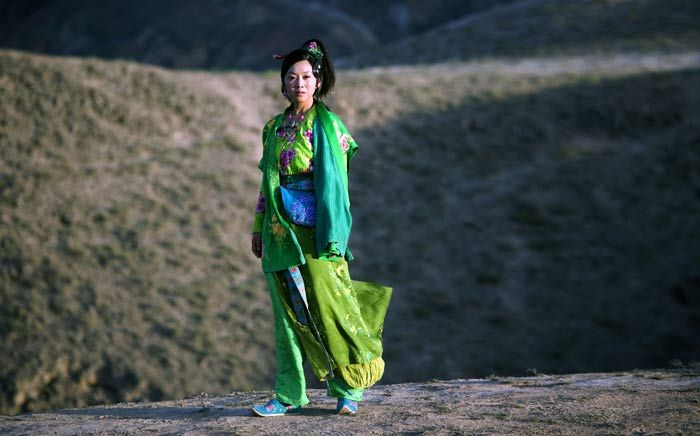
250, 399, 302, 417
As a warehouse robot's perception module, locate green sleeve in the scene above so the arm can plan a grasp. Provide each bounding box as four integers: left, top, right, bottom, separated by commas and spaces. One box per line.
318, 242, 342, 262
253, 118, 277, 232
252, 211, 264, 233
334, 115, 359, 172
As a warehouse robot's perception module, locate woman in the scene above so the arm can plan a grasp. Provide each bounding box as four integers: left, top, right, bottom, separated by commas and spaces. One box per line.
250, 38, 391, 417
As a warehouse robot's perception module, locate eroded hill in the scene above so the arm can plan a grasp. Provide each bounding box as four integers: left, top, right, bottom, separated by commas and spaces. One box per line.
2, 46, 699, 415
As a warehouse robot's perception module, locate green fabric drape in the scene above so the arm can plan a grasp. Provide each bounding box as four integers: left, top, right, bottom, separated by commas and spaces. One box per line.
257, 102, 391, 391
264, 222, 391, 389
258, 113, 305, 272
258, 103, 357, 272
313, 103, 356, 260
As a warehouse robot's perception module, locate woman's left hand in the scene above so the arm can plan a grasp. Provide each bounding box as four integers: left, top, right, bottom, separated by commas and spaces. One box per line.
251, 232, 263, 258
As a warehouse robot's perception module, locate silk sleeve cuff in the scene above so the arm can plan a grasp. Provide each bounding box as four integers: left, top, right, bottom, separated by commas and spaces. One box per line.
252, 213, 264, 234
318, 242, 343, 262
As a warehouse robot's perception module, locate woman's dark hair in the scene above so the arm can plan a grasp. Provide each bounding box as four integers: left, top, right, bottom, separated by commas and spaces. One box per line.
280, 38, 335, 100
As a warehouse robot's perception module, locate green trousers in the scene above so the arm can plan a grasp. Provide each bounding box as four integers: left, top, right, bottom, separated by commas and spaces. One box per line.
267, 270, 364, 406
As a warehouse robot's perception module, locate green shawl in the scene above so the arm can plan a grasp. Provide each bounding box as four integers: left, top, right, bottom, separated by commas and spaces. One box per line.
259, 102, 357, 273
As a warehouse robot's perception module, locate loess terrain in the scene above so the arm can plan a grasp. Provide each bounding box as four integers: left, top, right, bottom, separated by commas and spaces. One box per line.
1, 0, 699, 416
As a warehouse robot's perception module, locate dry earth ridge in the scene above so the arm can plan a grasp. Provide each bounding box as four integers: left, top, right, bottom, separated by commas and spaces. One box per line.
2, 369, 698, 434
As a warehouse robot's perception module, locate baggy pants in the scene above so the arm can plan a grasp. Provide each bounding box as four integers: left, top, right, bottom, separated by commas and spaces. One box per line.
267, 271, 364, 406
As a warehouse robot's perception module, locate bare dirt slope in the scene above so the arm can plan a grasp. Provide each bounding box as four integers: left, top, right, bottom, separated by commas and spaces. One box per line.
2, 369, 698, 434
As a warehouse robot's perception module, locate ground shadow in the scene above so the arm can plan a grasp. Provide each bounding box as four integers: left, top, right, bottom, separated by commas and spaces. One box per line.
53, 405, 249, 419
52, 404, 339, 419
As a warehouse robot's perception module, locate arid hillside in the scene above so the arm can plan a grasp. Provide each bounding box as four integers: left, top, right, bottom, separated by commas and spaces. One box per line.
334, 56, 700, 382
0, 49, 277, 415
2, 0, 700, 417
0, 0, 516, 70
339, 0, 700, 67
2, 46, 699, 416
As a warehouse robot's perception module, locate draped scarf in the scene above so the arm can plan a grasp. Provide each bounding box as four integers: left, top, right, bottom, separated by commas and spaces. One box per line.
258, 102, 356, 272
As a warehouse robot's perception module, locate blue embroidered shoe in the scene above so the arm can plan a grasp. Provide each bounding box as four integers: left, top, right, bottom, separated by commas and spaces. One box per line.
250, 399, 302, 417
336, 398, 358, 415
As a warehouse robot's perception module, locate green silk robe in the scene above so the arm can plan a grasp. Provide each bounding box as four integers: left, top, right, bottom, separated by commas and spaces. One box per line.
254, 102, 392, 388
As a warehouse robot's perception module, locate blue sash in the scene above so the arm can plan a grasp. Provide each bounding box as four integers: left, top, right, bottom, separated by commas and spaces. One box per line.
279, 177, 316, 227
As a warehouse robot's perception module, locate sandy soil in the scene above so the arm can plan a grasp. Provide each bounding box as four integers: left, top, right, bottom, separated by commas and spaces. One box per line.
2, 369, 698, 435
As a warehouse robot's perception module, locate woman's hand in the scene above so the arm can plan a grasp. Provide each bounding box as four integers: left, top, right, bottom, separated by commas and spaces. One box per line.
251, 232, 263, 258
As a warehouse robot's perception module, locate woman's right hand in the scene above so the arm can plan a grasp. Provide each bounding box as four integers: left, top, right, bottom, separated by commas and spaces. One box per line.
251, 232, 263, 258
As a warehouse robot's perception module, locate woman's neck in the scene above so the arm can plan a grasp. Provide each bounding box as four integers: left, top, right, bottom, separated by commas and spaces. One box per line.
292, 100, 314, 115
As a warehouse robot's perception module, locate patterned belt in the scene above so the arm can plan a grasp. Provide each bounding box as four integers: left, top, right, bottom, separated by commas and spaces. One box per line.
280, 173, 313, 186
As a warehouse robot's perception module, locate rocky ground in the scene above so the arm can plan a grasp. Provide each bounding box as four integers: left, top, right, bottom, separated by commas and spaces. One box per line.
2, 369, 698, 435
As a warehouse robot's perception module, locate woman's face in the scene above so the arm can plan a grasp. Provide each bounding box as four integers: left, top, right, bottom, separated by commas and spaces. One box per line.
284, 60, 318, 108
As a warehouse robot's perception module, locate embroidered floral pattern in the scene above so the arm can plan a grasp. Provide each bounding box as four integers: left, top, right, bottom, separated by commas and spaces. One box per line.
270, 214, 288, 240
286, 191, 316, 226
255, 192, 266, 213
272, 108, 316, 175
280, 148, 297, 172
303, 129, 313, 146
339, 133, 351, 153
